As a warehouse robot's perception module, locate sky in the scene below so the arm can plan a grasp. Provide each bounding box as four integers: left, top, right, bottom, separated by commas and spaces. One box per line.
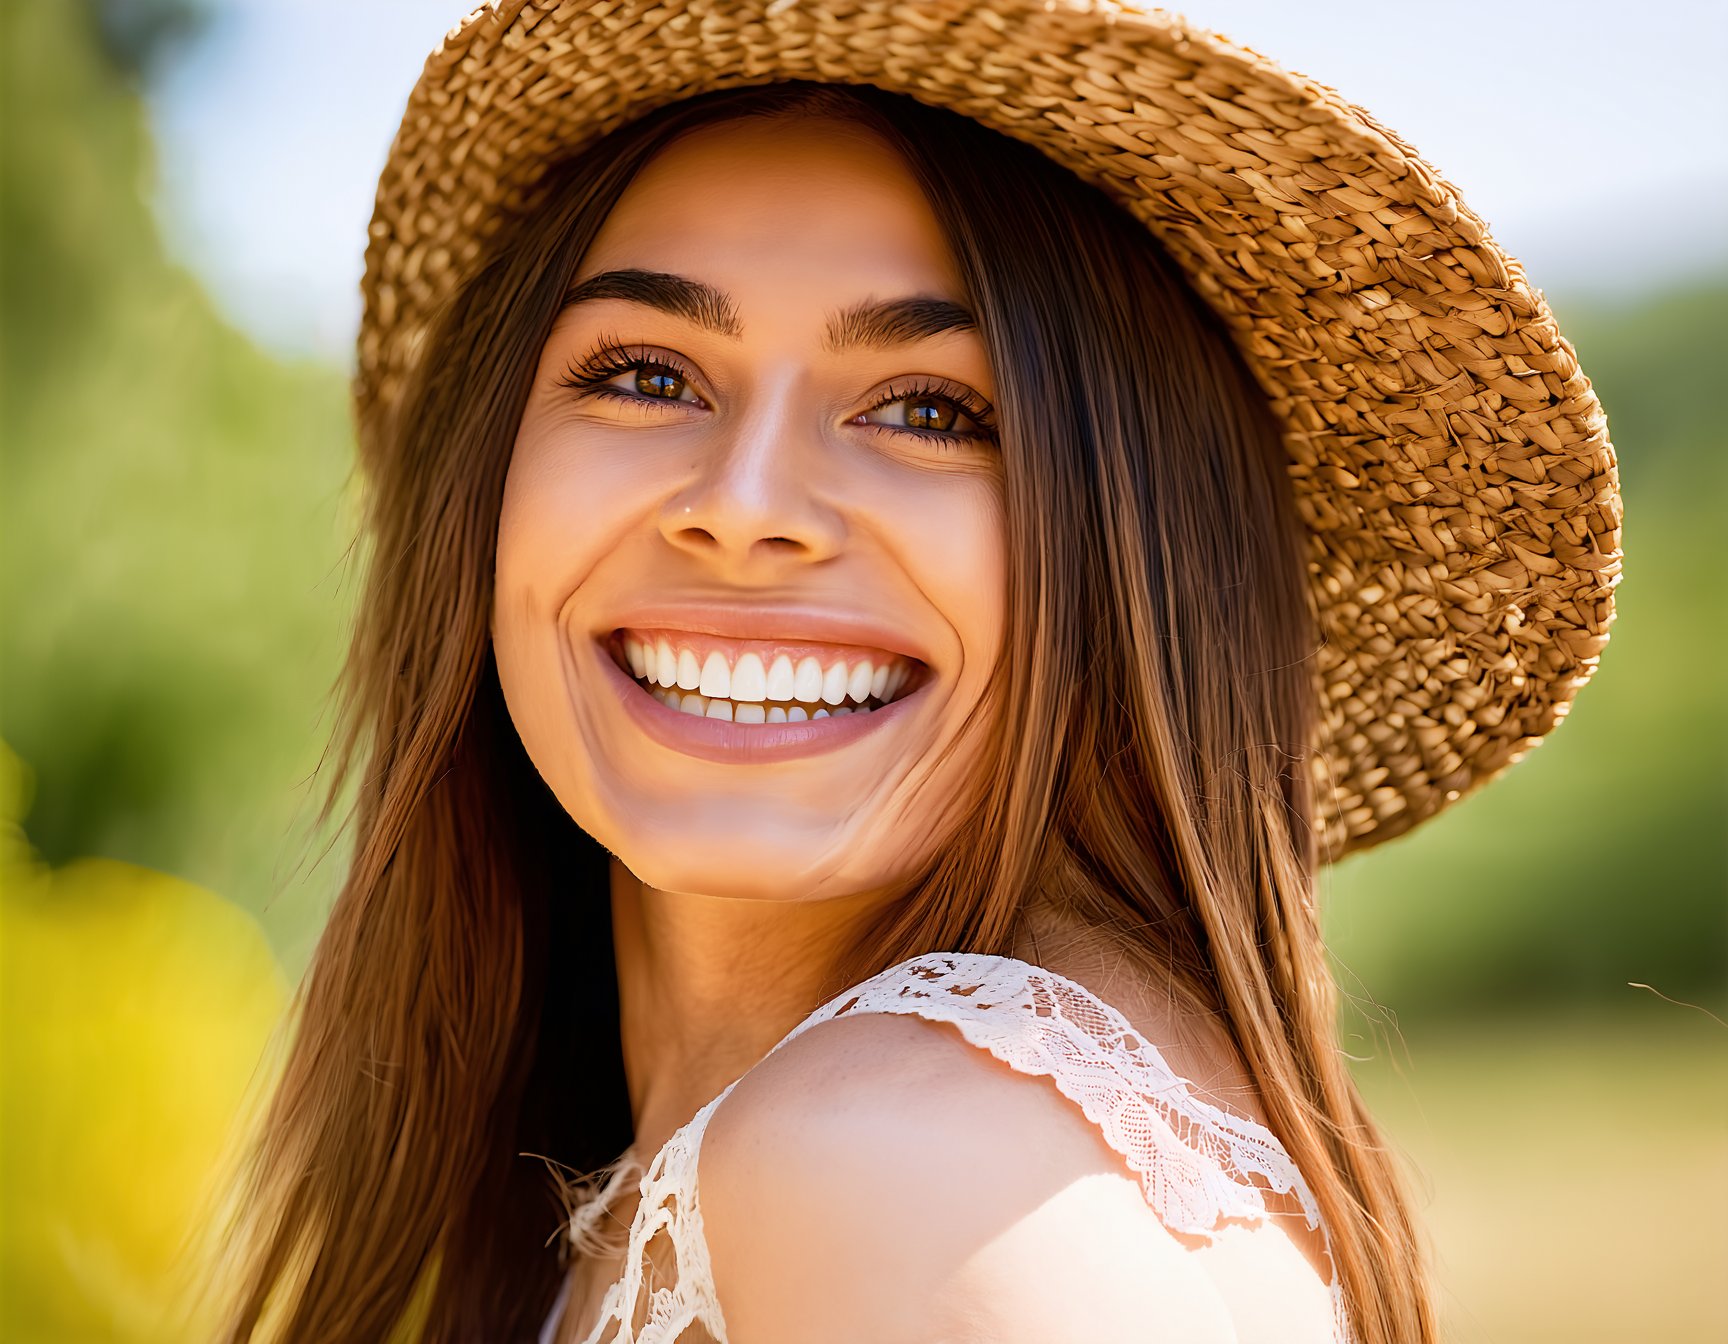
146, 0, 1728, 363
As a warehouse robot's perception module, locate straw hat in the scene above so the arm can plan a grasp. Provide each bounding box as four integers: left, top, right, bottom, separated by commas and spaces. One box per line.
356, 0, 1621, 857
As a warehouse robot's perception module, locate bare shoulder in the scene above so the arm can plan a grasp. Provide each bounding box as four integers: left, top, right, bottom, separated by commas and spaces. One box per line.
699, 1010, 1250, 1344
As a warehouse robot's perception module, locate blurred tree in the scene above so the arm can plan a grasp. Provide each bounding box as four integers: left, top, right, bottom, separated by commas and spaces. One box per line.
88, 0, 210, 87
0, 0, 356, 976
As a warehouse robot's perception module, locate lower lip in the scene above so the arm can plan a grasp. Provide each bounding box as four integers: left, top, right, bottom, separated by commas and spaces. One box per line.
593, 639, 922, 765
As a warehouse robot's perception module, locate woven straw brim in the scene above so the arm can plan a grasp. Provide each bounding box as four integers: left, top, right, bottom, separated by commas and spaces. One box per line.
356, 0, 1621, 858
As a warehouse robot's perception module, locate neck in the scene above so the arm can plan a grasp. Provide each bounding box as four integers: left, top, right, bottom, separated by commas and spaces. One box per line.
608, 858, 894, 1157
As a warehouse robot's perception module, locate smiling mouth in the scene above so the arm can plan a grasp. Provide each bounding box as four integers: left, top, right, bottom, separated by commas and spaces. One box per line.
605, 627, 926, 724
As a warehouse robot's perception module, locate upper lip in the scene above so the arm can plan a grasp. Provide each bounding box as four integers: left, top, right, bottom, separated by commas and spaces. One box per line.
599, 602, 931, 664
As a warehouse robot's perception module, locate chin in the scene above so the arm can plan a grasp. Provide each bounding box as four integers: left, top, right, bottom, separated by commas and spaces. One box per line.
610, 824, 846, 903
579, 775, 939, 904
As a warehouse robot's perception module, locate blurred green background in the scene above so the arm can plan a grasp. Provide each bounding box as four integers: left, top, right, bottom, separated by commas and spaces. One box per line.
2, 2, 1723, 1341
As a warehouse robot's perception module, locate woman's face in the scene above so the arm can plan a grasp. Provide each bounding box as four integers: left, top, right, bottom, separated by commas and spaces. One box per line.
494, 114, 1006, 905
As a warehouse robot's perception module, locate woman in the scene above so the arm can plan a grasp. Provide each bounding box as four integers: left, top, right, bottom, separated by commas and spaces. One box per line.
211, 4, 1620, 1343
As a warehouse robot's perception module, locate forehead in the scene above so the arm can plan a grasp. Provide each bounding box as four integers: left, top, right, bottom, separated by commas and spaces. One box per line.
578, 114, 965, 298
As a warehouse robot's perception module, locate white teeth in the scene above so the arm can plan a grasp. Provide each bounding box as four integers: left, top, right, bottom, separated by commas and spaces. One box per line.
793, 657, 824, 703
731, 652, 767, 701
820, 661, 849, 706
698, 650, 731, 698
628, 634, 921, 721
677, 647, 702, 691
846, 661, 873, 704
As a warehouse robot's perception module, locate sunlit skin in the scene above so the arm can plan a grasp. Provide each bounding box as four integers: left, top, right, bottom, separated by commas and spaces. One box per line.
492, 115, 1008, 1160
494, 116, 1334, 1337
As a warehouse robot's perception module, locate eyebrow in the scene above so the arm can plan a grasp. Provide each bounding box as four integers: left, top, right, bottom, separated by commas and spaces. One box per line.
560, 267, 978, 353
826, 293, 978, 354
563, 268, 743, 340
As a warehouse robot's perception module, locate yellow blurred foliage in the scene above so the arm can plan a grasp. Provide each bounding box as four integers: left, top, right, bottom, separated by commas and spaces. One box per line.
1, 739, 289, 1343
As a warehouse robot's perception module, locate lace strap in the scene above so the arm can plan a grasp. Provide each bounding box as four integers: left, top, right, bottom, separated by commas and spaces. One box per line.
562, 1103, 731, 1342
772, 952, 1315, 1234
761, 950, 1356, 1343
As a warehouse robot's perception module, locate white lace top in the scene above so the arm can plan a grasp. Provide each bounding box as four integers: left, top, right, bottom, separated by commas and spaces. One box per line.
543, 951, 1355, 1343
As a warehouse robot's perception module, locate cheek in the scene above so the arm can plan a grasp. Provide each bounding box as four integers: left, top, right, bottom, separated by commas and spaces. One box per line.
914, 477, 1008, 689
492, 423, 639, 753
926, 477, 1008, 801
817, 475, 1005, 893
493, 417, 658, 627
491, 445, 575, 773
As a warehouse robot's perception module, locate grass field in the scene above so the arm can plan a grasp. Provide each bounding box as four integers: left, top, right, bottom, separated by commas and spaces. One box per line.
1350, 1007, 1727, 1342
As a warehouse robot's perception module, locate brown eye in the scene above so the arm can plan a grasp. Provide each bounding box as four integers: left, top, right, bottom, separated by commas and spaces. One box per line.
857, 380, 995, 447
634, 365, 688, 399
904, 395, 958, 432
557, 347, 706, 413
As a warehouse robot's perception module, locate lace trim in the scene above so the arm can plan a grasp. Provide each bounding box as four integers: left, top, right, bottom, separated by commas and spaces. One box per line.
564, 950, 1354, 1344
565, 1104, 730, 1343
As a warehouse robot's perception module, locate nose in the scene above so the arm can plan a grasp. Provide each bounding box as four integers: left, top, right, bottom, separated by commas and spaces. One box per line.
658, 392, 846, 575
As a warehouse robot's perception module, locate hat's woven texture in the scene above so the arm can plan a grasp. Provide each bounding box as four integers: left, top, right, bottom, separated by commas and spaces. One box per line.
358, 0, 1621, 857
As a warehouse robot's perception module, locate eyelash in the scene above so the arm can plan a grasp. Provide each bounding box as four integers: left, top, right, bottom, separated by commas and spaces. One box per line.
869, 377, 999, 446
554, 340, 999, 447
554, 344, 702, 415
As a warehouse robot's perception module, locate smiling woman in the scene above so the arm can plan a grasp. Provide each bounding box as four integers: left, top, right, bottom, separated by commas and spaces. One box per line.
202, 5, 1618, 1344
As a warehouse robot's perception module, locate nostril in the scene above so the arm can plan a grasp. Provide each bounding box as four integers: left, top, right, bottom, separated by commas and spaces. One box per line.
746, 535, 809, 560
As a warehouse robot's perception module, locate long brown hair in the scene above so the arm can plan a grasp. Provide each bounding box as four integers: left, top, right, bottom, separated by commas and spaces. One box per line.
208, 82, 1434, 1343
